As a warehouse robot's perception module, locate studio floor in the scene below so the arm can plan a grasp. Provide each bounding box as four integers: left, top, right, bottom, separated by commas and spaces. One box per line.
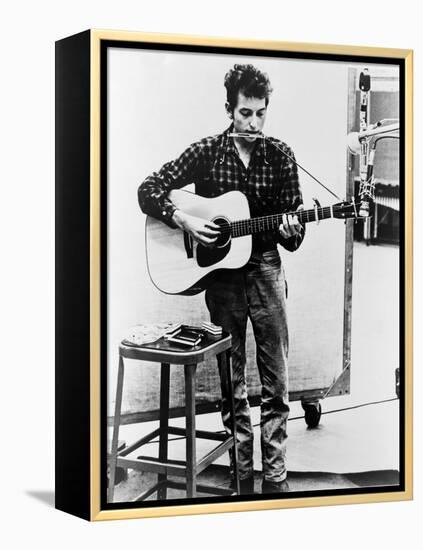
110, 242, 401, 501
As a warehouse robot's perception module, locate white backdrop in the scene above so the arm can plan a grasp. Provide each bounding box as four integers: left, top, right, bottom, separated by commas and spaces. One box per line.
107, 49, 396, 412
1, 0, 421, 548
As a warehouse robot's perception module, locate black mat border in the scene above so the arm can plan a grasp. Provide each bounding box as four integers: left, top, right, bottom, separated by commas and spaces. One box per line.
99, 38, 406, 512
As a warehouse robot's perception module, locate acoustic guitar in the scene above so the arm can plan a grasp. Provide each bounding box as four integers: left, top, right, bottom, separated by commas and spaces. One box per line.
145, 189, 361, 295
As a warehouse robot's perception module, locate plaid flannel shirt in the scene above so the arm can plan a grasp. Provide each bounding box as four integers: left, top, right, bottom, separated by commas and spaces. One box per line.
138, 126, 305, 252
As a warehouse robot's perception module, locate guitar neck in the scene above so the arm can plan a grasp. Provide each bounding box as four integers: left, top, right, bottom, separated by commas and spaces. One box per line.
230, 206, 334, 238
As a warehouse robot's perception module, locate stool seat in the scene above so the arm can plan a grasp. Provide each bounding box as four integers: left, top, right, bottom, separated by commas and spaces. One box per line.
108, 331, 240, 503
119, 331, 232, 364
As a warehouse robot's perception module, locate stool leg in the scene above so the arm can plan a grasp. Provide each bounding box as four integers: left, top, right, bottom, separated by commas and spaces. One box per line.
184, 364, 197, 498
219, 350, 240, 495
158, 363, 170, 500
108, 355, 125, 503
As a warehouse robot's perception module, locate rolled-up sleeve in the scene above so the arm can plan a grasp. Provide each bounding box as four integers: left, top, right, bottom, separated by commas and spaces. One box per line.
138, 143, 203, 228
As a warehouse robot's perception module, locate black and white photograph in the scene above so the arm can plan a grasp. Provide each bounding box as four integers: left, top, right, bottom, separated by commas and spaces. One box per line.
4, 0, 421, 543
104, 39, 406, 510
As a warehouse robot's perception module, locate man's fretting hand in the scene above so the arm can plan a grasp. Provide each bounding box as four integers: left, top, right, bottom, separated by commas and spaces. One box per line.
278, 205, 304, 239
172, 209, 220, 248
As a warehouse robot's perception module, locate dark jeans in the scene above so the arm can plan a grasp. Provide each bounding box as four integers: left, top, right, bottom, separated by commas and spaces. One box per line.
206, 249, 289, 482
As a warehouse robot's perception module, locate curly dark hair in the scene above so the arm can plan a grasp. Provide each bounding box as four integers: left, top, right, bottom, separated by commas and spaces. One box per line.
224, 64, 273, 111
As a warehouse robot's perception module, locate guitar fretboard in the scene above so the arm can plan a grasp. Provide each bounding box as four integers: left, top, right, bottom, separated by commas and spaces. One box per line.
230, 206, 334, 238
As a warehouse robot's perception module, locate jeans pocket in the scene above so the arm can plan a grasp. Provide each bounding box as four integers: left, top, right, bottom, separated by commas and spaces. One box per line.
262, 251, 288, 298
262, 250, 281, 268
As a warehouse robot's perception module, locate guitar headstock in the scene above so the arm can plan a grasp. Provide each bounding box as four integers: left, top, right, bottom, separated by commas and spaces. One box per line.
332, 200, 365, 219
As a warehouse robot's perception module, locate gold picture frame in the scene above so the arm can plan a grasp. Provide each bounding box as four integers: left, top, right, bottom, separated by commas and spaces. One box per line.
55, 29, 413, 521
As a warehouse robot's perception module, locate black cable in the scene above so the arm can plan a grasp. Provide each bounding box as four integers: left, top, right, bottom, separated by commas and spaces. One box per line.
265, 138, 342, 201
229, 132, 342, 200
132, 397, 399, 447
288, 397, 398, 422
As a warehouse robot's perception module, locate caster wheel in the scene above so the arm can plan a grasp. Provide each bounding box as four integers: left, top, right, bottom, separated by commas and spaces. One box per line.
302, 401, 322, 428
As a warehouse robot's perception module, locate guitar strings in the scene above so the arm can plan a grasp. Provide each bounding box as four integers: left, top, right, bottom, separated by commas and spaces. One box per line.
221, 211, 332, 236
215, 206, 335, 236
212, 132, 352, 237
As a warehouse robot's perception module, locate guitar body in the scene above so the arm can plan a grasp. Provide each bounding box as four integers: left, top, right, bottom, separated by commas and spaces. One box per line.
145, 189, 358, 295
145, 189, 252, 295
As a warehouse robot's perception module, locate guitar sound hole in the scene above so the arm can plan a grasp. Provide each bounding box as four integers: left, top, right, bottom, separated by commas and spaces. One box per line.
212, 217, 230, 248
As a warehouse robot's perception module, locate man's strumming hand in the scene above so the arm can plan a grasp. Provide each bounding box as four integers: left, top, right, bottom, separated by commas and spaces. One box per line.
172, 209, 221, 248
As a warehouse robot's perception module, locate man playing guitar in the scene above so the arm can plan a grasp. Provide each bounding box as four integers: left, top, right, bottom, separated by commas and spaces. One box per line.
138, 64, 305, 495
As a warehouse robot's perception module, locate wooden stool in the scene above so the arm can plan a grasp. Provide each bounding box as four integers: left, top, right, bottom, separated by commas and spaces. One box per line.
108, 332, 240, 502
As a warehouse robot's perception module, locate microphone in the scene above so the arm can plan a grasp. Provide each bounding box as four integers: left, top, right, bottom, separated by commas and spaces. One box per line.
347, 122, 399, 155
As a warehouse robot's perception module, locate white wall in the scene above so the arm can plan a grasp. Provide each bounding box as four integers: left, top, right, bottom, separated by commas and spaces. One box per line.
2, 0, 421, 548
107, 50, 397, 411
